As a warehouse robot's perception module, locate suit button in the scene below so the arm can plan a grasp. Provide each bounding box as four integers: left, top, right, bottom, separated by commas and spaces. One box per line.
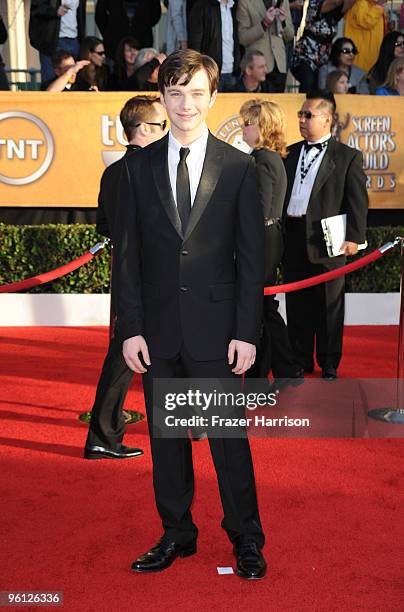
180, 286, 188, 292
181, 250, 188, 256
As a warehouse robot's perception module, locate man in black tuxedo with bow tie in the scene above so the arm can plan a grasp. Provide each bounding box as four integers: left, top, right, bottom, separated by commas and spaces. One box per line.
283, 91, 368, 380
113, 49, 266, 579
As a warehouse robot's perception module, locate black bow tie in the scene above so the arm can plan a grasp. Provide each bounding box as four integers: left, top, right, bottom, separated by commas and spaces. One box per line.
304, 141, 328, 152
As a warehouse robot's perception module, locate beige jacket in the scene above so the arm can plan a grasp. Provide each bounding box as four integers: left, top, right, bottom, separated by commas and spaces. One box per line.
237, 0, 294, 74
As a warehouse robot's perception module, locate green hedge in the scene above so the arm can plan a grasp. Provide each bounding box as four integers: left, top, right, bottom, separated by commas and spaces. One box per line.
0, 224, 110, 294
0, 223, 402, 293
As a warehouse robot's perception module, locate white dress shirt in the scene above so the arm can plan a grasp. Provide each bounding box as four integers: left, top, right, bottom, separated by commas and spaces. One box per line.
59, 0, 79, 39
218, 0, 234, 75
168, 126, 209, 208
287, 134, 331, 217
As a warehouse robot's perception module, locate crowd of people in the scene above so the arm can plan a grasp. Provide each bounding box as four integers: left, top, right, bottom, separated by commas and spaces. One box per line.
0, 1, 403, 95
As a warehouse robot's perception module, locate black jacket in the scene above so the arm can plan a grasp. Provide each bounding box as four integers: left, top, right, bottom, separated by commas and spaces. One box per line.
97, 145, 141, 239
188, 0, 241, 75
95, 0, 161, 60
29, 0, 86, 55
233, 77, 270, 94
114, 132, 264, 360
283, 138, 368, 265
252, 148, 287, 220
0, 14, 7, 46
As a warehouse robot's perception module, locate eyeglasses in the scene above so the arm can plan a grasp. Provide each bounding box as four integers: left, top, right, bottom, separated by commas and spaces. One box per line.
297, 111, 325, 120
341, 47, 357, 55
394, 41, 404, 48
93, 50, 106, 56
135, 120, 168, 131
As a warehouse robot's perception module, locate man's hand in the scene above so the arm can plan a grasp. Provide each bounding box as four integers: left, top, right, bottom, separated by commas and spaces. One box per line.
123, 335, 151, 373
277, 7, 287, 21
57, 6, 69, 17
65, 60, 90, 81
228, 340, 256, 375
340, 241, 359, 256
72, 59, 90, 73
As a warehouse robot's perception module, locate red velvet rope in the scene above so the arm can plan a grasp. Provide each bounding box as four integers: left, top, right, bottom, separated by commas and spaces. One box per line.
265, 246, 391, 295
0, 242, 396, 295
0, 251, 94, 293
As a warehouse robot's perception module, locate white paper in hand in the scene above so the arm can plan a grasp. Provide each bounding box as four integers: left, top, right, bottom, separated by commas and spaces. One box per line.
321, 213, 367, 257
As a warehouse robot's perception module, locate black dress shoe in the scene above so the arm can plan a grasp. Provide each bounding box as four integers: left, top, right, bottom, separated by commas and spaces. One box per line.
84, 444, 143, 460
322, 367, 337, 381
270, 367, 305, 394
234, 537, 267, 580
131, 538, 197, 573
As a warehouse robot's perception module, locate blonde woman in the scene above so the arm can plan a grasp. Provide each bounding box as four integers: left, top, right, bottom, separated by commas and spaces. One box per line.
240, 99, 302, 390
376, 56, 404, 96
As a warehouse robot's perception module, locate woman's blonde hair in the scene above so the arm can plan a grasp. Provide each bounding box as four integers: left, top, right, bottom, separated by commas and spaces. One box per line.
239, 99, 288, 158
382, 56, 404, 91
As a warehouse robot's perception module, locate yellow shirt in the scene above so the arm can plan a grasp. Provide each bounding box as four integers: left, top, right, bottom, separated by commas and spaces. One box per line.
344, 0, 385, 73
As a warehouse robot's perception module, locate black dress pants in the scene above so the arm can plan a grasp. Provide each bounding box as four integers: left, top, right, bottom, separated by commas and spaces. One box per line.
86, 337, 133, 449
247, 223, 298, 379
283, 217, 345, 371
142, 344, 265, 548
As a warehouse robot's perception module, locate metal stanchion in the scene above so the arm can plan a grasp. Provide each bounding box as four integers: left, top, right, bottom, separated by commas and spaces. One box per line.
79, 246, 144, 426
368, 237, 404, 424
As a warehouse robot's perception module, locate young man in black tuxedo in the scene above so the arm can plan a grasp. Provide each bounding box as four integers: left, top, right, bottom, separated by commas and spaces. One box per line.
283, 90, 368, 380
84, 96, 168, 460
114, 50, 267, 579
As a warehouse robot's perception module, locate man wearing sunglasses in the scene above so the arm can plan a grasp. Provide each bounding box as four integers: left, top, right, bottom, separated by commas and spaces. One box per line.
84, 96, 168, 460
283, 90, 368, 381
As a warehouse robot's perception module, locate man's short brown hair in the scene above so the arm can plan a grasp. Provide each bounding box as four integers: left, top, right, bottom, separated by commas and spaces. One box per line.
120, 95, 161, 141
158, 49, 219, 96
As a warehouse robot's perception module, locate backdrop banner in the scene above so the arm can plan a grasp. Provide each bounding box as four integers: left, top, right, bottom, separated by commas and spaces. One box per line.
0, 92, 403, 209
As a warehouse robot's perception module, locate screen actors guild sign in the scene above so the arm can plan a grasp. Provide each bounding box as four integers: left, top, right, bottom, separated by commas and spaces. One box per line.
343, 114, 397, 193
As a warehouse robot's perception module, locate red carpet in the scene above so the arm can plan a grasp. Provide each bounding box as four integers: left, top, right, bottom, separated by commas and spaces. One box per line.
0, 326, 403, 611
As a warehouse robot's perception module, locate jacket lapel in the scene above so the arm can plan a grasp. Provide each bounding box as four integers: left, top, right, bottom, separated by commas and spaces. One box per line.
183, 133, 224, 242
284, 142, 303, 208
151, 134, 183, 239
309, 138, 336, 202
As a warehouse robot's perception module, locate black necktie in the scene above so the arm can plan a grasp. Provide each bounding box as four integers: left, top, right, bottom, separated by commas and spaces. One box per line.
176, 147, 191, 233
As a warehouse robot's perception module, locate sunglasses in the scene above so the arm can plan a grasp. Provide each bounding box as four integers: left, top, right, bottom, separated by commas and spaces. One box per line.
341, 47, 357, 55
394, 41, 404, 48
297, 111, 325, 120
93, 50, 106, 56
135, 120, 168, 131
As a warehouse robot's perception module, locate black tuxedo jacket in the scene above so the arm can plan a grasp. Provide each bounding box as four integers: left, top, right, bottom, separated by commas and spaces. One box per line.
96, 146, 140, 240
283, 138, 368, 266
114, 132, 265, 361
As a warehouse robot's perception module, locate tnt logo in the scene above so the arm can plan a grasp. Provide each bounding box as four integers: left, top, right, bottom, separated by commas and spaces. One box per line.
0, 111, 54, 186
